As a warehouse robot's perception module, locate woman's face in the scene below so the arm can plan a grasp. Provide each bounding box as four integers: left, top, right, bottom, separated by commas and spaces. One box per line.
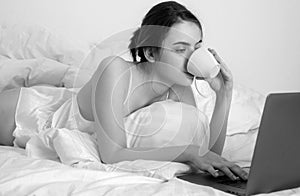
154, 20, 203, 86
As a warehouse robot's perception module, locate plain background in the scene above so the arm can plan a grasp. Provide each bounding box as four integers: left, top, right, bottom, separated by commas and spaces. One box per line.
0, 0, 299, 95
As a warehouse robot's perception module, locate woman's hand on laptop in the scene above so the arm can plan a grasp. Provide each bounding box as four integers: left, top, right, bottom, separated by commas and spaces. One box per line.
186, 146, 248, 181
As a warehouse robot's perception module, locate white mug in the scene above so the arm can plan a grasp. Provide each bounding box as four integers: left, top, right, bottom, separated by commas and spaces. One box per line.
187, 48, 220, 79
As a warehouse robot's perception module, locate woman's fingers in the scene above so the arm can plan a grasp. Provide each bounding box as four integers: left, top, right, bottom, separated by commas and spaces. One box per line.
208, 48, 233, 81
202, 164, 219, 177
220, 67, 233, 84
192, 156, 219, 177
227, 163, 249, 180
188, 161, 202, 173
208, 48, 229, 70
212, 162, 238, 180
216, 161, 249, 181
192, 151, 248, 180
208, 48, 220, 63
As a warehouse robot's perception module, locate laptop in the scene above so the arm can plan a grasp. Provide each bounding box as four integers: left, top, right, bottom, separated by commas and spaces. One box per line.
177, 93, 300, 196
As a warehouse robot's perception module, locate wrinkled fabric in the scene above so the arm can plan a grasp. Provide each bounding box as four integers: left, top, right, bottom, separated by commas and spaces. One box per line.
13, 85, 94, 148
13, 85, 210, 168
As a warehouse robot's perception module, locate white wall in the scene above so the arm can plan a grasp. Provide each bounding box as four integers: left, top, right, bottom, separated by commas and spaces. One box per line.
0, 0, 299, 95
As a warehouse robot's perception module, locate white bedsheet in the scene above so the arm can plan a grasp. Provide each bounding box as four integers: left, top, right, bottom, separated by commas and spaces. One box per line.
0, 146, 231, 196
1, 133, 300, 196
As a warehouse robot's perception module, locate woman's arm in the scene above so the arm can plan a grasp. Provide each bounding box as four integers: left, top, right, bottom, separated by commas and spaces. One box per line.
205, 48, 234, 155
209, 91, 232, 155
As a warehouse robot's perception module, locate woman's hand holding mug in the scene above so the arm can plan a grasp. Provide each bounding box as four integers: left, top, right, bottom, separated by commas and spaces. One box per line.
187, 47, 233, 96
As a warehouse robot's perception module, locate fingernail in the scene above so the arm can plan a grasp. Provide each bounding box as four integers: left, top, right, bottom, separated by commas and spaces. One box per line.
214, 172, 219, 177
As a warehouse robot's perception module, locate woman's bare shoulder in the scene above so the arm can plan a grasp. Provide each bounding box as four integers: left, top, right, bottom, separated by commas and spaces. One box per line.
98, 56, 132, 71
90, 55, 135, 98
77, 56, 133, 120
90, 56, 132, 83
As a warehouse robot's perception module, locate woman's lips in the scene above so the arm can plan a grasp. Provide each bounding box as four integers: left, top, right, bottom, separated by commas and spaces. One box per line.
184, 72, 194, 79
195, 76, 205, 80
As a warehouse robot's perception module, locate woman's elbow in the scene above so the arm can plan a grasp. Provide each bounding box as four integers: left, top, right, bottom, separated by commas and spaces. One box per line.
100, 152, 117, 164
99, 147, 124, 164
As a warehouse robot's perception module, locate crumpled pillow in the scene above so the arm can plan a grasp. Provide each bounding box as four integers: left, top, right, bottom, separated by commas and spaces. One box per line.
0, 58, 69, 92
0, 57, 92, 93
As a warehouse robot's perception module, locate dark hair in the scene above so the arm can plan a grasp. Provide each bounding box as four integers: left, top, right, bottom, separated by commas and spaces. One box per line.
129, 1, 202, 63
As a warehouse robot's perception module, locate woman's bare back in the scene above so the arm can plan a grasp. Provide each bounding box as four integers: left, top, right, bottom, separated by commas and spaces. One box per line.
76, 57, 170, 123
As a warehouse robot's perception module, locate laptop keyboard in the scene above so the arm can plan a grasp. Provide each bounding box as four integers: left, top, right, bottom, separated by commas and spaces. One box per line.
215, 176, 247, 189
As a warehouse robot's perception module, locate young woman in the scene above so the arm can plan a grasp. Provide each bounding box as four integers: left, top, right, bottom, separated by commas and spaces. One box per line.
0, 1, 248, 181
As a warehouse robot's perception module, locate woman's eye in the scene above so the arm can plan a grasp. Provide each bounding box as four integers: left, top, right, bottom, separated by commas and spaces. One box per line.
175, 48, 186, 53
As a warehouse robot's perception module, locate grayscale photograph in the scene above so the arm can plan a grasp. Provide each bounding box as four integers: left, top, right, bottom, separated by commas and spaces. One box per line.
0, 0, 299, 195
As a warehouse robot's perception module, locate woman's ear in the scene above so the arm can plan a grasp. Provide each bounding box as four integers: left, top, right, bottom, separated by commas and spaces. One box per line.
143, 47, 156, 63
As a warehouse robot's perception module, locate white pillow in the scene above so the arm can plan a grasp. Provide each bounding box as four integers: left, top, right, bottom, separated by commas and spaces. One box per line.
0, 24, 88, 66
123, 100, 210, 154
0, 58, 70, 92
0, 56, 92, 93
192, 80, 266, 135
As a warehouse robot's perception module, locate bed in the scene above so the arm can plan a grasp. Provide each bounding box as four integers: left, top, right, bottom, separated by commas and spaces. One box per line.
0, 24, 299, 196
